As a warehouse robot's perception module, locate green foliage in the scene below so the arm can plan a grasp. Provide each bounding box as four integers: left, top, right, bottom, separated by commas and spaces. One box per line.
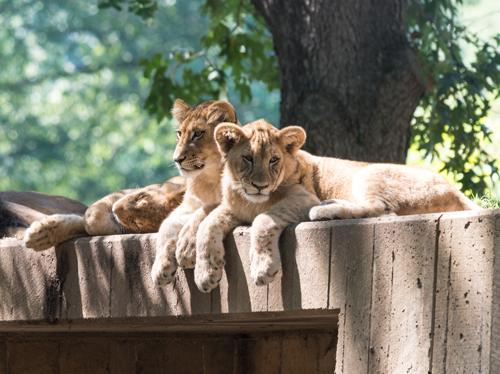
100, 0, 278, 121
0, 0, 185, 203
473, 192, 500, 209
1, 0, 498, 203
99, 0, 158, 19
408, 0, 500, 195
0, 0, 279, 204
105, 0, 499, 197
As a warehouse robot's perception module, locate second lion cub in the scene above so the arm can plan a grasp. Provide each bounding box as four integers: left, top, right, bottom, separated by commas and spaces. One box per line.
194, 119, 479, 292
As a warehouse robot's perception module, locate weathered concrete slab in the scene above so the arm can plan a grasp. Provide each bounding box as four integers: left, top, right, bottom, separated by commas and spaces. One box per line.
491, 214, 500, 373
0, 332, 337, 374
371, 217, 437, 374
213, 226, 267, 314
1, 209, 500, 374
432, 211, 495, 374
331, 220, 374, 374
0, 238, 59, 322
268, 221, 331, 312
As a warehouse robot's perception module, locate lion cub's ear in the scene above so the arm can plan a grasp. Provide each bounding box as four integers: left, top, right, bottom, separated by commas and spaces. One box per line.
172, 99, 191, 123
215, 123, 246, 154
207, 101, 238, 125
279, 126, 306, 154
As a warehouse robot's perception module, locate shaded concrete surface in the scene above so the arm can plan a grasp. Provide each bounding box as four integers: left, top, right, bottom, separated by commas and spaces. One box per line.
0, 209, 499, 373
0, 331, 337, 374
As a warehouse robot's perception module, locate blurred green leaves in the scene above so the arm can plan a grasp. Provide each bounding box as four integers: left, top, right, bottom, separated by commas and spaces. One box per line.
107, 0, 498, 196
0, 0, 279, 203
0, 0, 193, 203
408, 0, 499, 194
1, 0, 498, 203
100, 0, 278, 121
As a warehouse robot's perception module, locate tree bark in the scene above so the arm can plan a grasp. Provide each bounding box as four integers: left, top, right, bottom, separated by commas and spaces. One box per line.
251, 0, 425, 163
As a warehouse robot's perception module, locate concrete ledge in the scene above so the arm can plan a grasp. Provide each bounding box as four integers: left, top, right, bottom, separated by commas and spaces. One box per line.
1, 209, 499, 373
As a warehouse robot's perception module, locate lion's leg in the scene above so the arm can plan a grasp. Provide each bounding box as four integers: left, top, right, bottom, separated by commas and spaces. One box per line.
309, 198, 387, 221
176, 204, 216, 269
194, 206, 241, 293
151, 204, 193, 286
24, 214, 86, 251
84, 190, 137, 235
251, 188, 319, 286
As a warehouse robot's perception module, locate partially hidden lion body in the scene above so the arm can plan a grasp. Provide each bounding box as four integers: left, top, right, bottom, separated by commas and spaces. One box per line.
193, 119, 480, 292
23, 176, 185, 251
150, 99, 239, 286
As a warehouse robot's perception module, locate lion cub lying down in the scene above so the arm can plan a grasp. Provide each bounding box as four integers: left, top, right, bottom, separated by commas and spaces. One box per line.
24, 176, 185, 251
194, 119, 479, 292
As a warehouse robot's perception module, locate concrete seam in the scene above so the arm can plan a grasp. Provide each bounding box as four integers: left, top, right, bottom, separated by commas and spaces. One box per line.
442, 227, 453, 373
386, 227, 396, 373
491, 215, 500, 372
428, 214, 443, 374
366, 224, 376, 374
338, 228, 348, 373
108, 249, 114, 318
326, 226, 332, 310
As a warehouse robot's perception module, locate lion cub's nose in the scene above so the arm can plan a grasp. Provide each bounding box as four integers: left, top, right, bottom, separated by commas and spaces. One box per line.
251, 182, 269, 190
174, 155, 187, 164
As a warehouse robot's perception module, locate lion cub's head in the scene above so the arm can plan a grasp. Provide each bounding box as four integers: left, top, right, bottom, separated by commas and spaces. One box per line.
214, 119, 306, 203
172, 99, 237, 177
112, 178, 185, 233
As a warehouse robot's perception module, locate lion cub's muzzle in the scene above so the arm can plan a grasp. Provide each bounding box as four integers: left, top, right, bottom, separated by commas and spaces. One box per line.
175, 155, 205, 173
241, 181, 272, 202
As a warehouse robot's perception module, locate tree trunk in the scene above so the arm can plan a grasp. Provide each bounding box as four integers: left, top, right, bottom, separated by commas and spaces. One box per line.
251, 0, 425, 163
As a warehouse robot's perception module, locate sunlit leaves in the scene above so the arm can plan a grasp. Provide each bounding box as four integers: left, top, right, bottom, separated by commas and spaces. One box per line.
117, 0, 278, 121
408, 0, 499, 194
116, 0, 499, 196
98, 0, 158, 19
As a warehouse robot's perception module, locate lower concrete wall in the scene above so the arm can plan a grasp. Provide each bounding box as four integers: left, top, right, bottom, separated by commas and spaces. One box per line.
0, 209, 499, 373
0, 331, 337, 374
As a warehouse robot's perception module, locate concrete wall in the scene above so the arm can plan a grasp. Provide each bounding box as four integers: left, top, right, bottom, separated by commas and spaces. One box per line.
0, 332, 336, 374
0, 209, 498, 373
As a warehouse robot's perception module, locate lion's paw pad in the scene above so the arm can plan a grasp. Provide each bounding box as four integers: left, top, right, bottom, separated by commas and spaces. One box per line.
251, 253, 281, 286
151, 257, 177, 287
194, 259, 223, 293
24, 219, 59, 251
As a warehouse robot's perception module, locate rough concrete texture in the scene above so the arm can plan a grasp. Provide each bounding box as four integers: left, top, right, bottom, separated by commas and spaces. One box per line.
1, 209, 499, 373
0, 332, 337, 374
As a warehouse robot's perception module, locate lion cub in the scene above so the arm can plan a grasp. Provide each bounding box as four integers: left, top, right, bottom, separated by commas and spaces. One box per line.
194, 119, 479, 292
24, 176, 185, 251
150, 99, 238, 286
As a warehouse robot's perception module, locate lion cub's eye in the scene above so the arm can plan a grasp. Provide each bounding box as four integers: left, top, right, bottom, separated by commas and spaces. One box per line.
176, 130, 182, 140
270, 156, 280, 165
191, 130, 205, 141
242, 155, 253, 164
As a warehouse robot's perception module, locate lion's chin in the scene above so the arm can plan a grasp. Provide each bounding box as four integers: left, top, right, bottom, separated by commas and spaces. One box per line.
177, 165, 204, 178
243, 193, 270, 203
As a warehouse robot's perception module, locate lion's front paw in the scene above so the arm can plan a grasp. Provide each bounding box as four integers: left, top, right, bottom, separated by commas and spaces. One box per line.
194, 257, 224, 293
24, 220, 53, 251
309, 200, 354, 221
151, 255, 177, 286
24, 215, 78, 251
250, 250, 281, 286
175, 226, 197, 269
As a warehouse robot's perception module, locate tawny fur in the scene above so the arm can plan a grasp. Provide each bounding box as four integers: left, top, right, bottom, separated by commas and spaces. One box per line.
151, 99, 238, 286
23, 177, 185, 251
194, 119, 480, 292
